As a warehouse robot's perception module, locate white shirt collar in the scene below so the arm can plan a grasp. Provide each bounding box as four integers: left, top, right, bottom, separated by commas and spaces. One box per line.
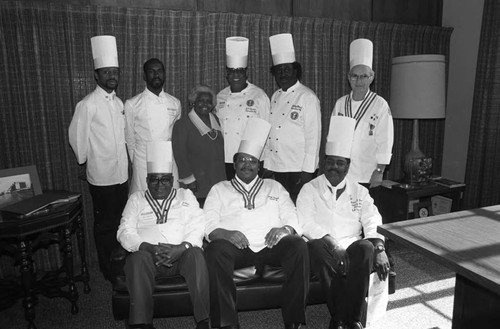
235, 174, 259, 191
279, 80, 300, 93
229, 81, 250, 95
96, 85, 116, 100
145, 87, 167, 100
188, 110, 221, 136
323, 175, 347, 198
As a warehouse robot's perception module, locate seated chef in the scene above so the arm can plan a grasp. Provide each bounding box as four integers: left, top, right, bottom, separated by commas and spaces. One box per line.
203, 118, 309, 329
296, 116, 390, 329
116, 141, 210, 329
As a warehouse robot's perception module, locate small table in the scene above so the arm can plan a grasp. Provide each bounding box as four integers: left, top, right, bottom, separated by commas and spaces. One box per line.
371, 182, 466, 223
0, 197, 90, 329
377, 205, 500, 328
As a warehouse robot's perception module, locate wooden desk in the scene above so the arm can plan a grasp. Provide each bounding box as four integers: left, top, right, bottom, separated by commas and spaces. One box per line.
0, 198, 90, 329
377, 205, 500, 329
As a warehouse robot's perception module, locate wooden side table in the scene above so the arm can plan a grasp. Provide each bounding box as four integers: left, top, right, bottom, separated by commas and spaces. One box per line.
0, 197, 90, 329
371, 182, 466, 223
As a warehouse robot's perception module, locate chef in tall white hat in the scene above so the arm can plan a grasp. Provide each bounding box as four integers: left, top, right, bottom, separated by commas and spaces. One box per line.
264, 33, 321, 203
331, 38, 394, 187
117, 140, 210, 329
68, 35, 128, 281
204, 117, 309, 329
215, 37, 270, 179
297, 115, 389, 329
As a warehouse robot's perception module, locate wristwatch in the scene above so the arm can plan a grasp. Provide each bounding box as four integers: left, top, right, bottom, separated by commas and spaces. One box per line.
375, 245, 385, 252
184, 242, 191, 249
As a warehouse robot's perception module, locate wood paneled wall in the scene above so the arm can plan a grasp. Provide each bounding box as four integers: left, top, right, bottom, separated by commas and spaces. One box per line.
23, 0, 442, 25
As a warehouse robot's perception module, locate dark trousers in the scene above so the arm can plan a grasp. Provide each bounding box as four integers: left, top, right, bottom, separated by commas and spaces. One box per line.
124, 248, 210, 325
272, 172, 303, 203
88, 182, 128, 279
308, 239, 373, 323
205, 236, 310, 327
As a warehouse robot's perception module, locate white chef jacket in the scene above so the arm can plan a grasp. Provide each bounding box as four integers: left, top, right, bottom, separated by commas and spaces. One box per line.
297, 174, 384, 249
332, 90, 394, 183
215, 82, 270, 163
117, 188, 205, 252
125, 88, 181, 194
204, 176, 301, 252
264, 81, 321, 173
68, 86, 128, 186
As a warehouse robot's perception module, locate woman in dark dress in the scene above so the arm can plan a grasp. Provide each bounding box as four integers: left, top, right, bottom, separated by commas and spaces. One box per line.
172, 85, 226, 206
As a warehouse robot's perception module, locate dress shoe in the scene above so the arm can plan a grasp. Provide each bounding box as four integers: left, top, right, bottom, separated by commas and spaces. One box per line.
285, 323, 302, 329
196, 319, 210, 329
329, 319, 348, 329
350, 321, 363, 329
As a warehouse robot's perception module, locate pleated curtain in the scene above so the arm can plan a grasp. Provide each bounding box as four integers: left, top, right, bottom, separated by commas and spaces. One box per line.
464, 0, 500, 209
0, 1, 452, 274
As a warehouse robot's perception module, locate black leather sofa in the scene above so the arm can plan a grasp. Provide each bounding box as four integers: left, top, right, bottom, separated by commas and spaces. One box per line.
110, 246, 395, 324
110, 246, 327, 321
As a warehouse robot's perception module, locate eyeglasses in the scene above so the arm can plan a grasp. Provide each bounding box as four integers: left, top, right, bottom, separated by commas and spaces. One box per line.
147, 176, 173, 185
348, 74, 372, 81
237, 156, 258, 164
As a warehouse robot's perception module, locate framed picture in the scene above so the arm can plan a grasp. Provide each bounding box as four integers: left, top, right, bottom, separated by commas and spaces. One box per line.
413, 200, 433, 218
0, 165, 42, 210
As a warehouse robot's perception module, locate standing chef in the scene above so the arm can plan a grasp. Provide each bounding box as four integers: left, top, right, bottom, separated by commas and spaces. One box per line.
68, 35, 129, 280
125, 58, 182, 194
215, 36, 270, 179
264, 33, 321, 203
331, 38, 394, 187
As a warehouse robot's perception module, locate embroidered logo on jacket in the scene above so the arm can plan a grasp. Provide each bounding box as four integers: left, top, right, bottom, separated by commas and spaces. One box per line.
247, 100, 254, 106
349, 196, 363, 213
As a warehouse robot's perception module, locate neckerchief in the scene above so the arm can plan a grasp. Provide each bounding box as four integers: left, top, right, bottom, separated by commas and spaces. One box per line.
145, 188, 177, 224
344, 91, 377, 129
231, 177, 264, 210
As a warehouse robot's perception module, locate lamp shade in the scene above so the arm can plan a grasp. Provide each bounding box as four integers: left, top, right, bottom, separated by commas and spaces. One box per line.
390, 55, 446, 119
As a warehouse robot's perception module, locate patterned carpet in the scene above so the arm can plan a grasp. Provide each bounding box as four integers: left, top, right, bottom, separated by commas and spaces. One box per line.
0, 242, 454, 329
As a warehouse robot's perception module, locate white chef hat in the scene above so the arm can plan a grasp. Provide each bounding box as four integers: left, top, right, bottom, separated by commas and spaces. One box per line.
325, 116, 356, 158
350, 38, 373, 69
269, 33, 296, 66
237, 118, 271, 160
226, 36, 249, 69
91, 35, 119, 69
147, 141, 173, 174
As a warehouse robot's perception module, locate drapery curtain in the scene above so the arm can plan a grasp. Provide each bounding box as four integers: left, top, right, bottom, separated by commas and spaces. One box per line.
464, 0, 500, 209
0, 1, 452, 273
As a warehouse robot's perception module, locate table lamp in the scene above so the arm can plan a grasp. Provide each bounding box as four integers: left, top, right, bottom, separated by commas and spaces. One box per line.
390, 54, 446, 184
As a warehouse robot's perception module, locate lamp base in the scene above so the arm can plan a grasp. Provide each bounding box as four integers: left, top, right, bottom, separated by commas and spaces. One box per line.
403, 154, 433, 185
